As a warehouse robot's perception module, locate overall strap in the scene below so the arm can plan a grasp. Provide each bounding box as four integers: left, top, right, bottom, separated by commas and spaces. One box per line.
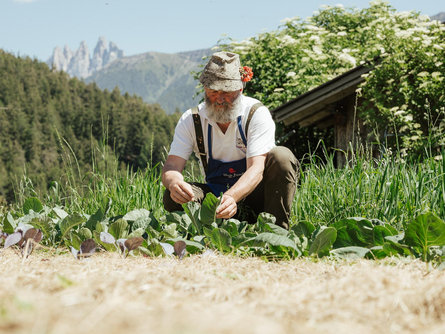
244, 102, 264, 137
207, 124, 213, 159
237, 116, 247, 147
192, 106, 207, 173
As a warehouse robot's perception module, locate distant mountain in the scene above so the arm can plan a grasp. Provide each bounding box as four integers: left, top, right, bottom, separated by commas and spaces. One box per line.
47, 37, 124, 78
85, 48, 212, 114
431, 12, 445, 22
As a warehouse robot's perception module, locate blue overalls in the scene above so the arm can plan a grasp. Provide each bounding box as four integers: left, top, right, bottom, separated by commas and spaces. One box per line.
206, 115, 248, 196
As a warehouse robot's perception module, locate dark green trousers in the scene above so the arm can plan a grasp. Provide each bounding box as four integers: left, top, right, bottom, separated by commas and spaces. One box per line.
163, 146, 299, 229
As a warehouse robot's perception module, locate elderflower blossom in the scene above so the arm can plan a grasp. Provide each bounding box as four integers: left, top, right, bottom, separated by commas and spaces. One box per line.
312, 45, 323, 55
422, 39, 432, 47
338, 53, 356, 66
337, 31, 347, 36
286, 72, 296, 78
395, 30, 413, 38
280, 35, 297, 45
309, 35, 321, 43
433, 44, 444, 50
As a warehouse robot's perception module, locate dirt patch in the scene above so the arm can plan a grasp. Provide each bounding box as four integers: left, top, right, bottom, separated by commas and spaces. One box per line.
0, 250, 444, 334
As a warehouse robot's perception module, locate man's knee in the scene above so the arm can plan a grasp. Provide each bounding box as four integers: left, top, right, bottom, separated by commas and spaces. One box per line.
266, 146, 299, 178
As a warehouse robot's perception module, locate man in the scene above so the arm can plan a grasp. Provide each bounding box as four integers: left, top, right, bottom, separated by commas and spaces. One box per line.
162, 51, 298, 229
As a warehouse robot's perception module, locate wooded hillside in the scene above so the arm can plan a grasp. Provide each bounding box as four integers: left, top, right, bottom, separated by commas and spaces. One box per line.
0, 50, 179, 203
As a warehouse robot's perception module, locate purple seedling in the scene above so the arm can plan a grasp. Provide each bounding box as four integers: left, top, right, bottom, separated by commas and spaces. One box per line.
100, 232, 143, 258
3, 227, 43, 259
173, 240, 187, 260
70, 239, 96, 259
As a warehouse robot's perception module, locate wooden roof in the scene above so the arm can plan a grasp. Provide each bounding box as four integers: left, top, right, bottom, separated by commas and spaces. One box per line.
272, 64, 372, 127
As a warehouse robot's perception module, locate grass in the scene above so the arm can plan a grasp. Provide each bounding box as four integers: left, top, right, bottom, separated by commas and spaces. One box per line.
293, 150, 445, 228
8, 143, 445, 230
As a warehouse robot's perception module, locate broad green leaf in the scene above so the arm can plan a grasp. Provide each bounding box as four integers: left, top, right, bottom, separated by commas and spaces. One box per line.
331, 246, 370, 259
60, 214, 86, 240
145, 225, 160, 239
200, 193, 221, 226
220, 220, 239, 237
257, 212, 277, 231
309, 227, 337, 256
183, 201, 201, 233
69, 232, 82, 249
368, 245, 387, 259
382, 241, 412, 257
132, 217, 151, 231
404, 212, 445, 259
3, 212, 16, 234
128, 228, 145, 238
291, 221, 315, 239
160, 242, 174, 256
385, 233, 404, 243
232, 232, 254, 247
161, 223, 178, 239
226, 218, 249, 234
23, 197, 43, 214
165, 211, 191, 233
209, 227, 232, 252
97, 231, 117, 252
146, 239, 165, 257
85, 207, 104, 231
123, 209, 151, 221
372, 224, 398, 245
203, 226, 213, 240
252, 232, 297, 250
95, 221, 107, 233
109, 219, 128, 239
52, 207, 68, 220
265, 223, 288, 236
332, 217, 375, 248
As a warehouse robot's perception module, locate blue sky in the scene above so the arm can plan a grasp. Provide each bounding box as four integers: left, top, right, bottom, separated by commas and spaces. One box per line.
1, 0, 442, 61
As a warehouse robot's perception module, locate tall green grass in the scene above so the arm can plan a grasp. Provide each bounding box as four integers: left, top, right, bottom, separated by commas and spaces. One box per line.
10, 138, 445, 229
293, 151, 445, 227
13, 141, 166, 218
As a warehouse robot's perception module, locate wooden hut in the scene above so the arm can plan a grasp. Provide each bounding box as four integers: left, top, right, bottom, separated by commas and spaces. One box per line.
272, 64, 372, 166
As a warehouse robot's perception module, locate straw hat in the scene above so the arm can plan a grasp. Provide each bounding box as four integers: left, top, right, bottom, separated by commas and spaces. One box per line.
199, 51, 243, 91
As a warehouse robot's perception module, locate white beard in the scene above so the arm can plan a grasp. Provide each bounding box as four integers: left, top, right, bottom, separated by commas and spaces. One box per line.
205, 94, 242, 123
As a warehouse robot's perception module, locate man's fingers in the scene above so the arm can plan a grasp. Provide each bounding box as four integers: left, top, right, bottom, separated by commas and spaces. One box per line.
179, 183, 194, 200
171, 192, 188, 204
170, 183, 194, 204
216, 196, 237, 218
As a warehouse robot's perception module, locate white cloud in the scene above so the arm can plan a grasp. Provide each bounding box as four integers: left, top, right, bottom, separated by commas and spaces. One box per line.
13, 0, 37, 3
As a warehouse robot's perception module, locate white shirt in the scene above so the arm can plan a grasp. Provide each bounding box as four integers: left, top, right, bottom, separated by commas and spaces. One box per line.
168, 95, 276, 168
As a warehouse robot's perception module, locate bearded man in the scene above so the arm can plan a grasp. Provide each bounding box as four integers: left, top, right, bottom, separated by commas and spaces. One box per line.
161, 51, 298, 229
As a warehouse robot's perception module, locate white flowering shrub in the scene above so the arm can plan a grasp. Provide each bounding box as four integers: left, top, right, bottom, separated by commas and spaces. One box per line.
221, 1, 445, 157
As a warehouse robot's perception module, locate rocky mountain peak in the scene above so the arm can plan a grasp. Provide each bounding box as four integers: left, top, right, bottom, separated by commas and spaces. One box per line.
48, 37, 124, 78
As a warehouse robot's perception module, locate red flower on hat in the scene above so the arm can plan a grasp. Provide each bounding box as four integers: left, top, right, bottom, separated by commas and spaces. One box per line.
240, 66, 253, 82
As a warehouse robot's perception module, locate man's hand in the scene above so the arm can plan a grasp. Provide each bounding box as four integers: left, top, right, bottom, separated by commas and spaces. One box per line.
169, 180, 195, 204
216, 194, 237, 219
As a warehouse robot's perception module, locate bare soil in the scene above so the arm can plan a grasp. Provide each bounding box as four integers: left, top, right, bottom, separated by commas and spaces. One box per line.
1, 250, 445, 334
